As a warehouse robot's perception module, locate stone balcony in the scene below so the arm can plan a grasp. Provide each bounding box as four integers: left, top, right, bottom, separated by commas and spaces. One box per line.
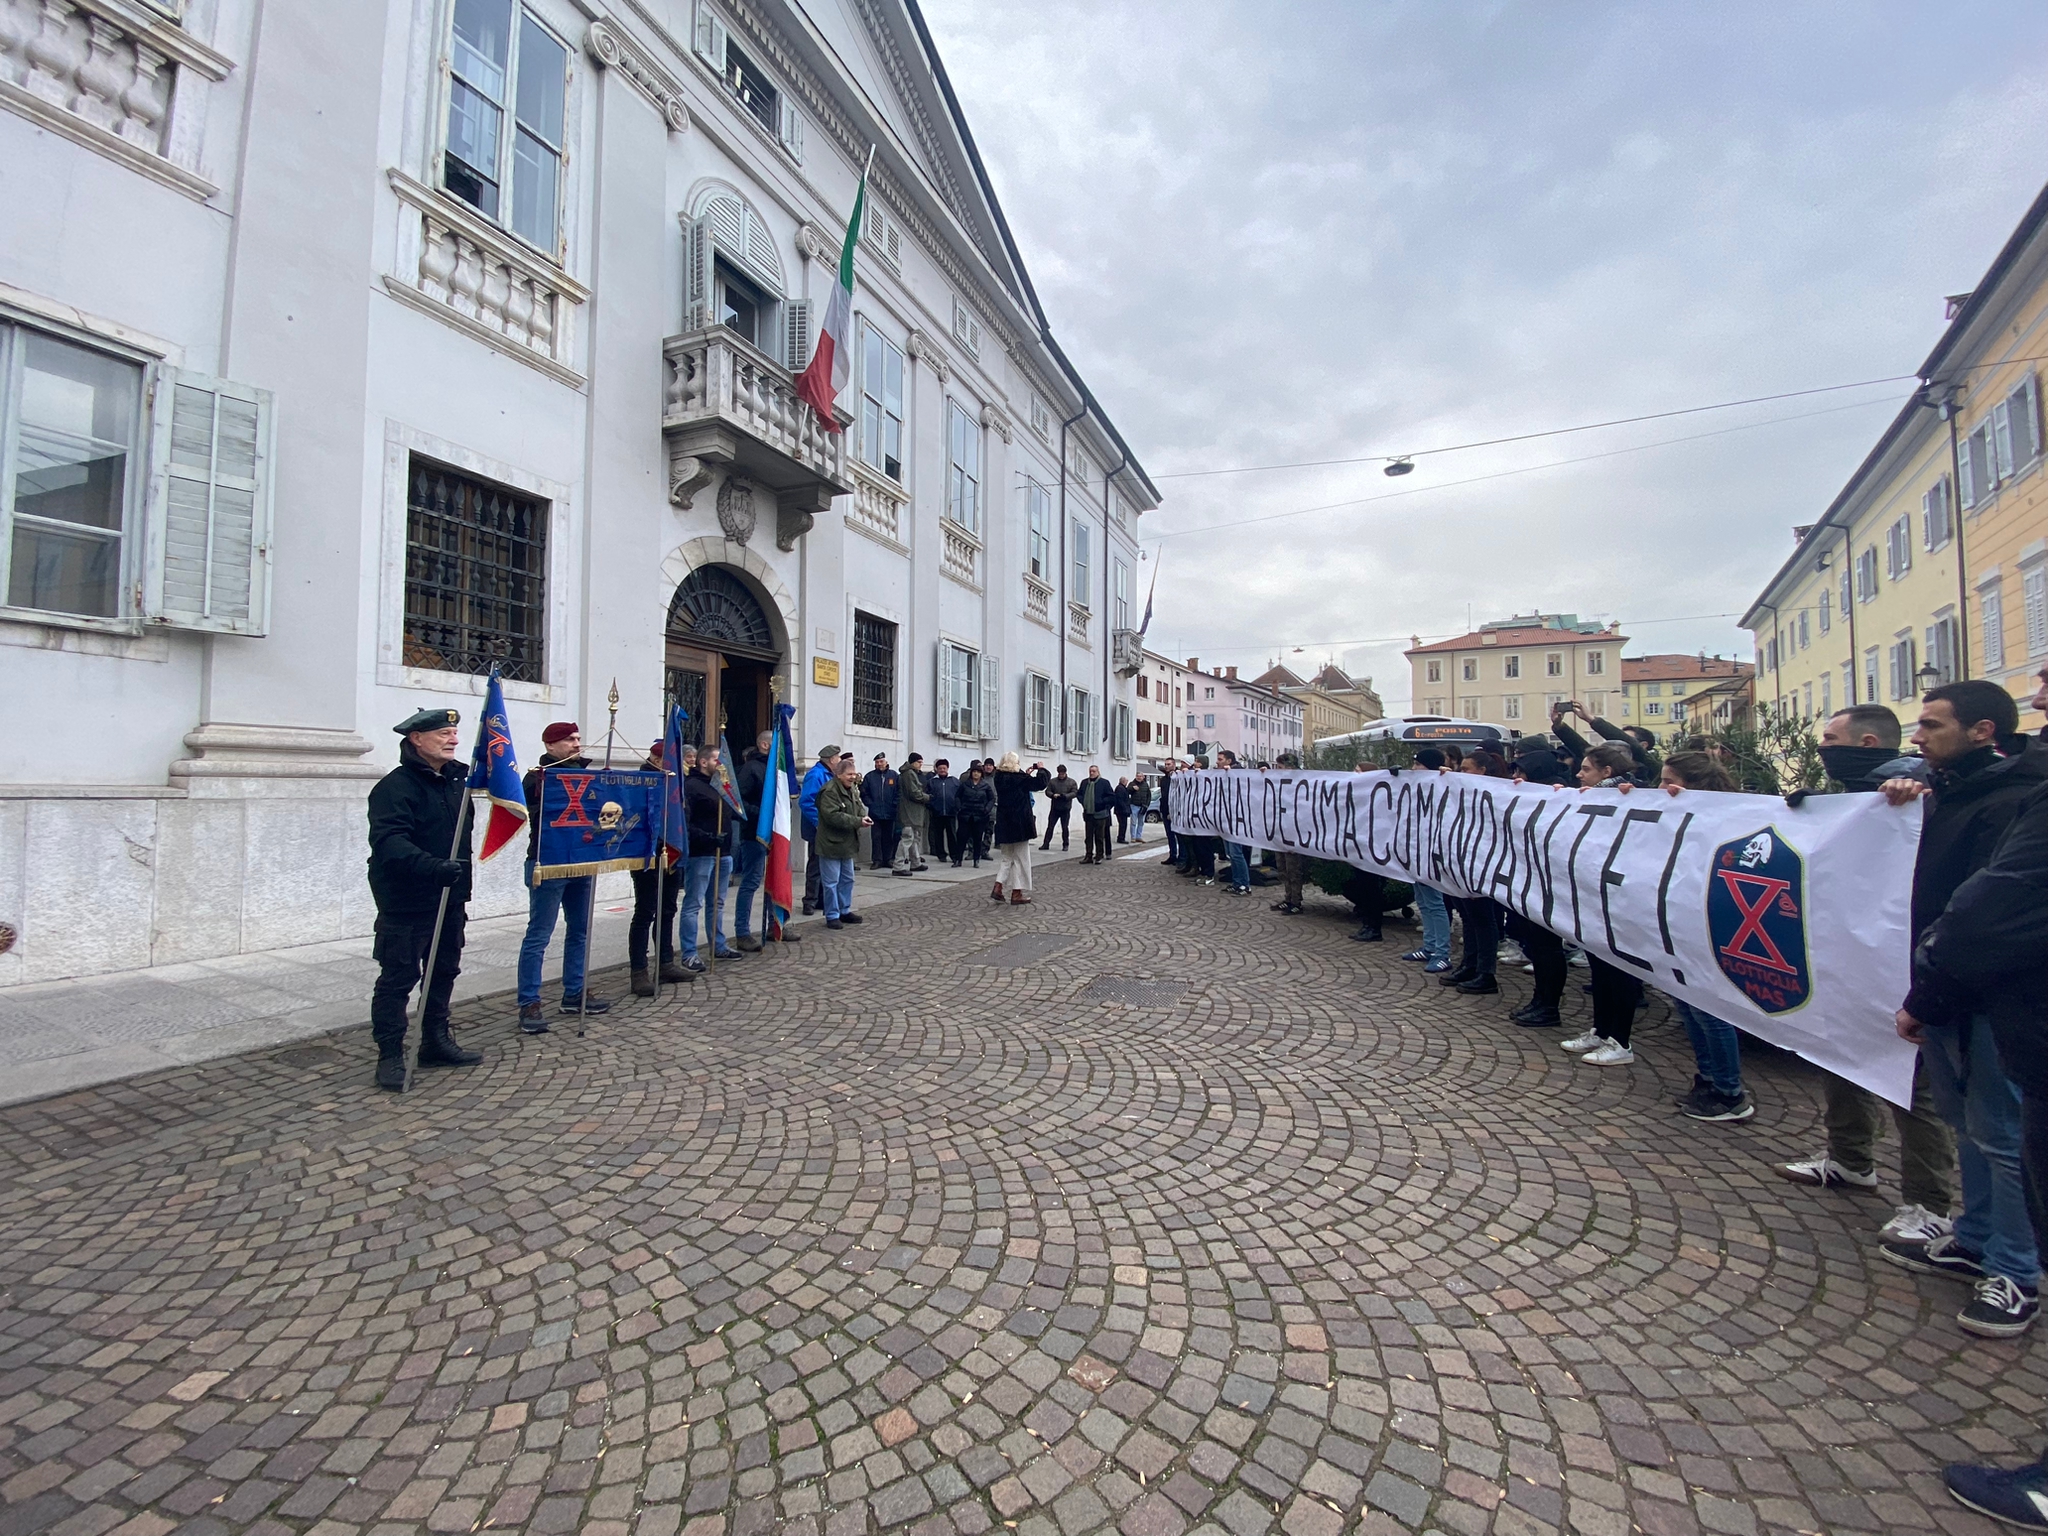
663, 327, 852, 551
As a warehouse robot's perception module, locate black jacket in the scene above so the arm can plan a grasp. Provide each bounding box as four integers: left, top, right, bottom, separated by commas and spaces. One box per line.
367, 741, 473, 916
926, 772, 962, 817
1129, 779, 1152, 810
736, 747, 769, 822
1908, 773, 2048, 1078
522, 752, 591, 861
1911, 746, 2048, 942
957, 778, 994, 827
1077, 776, 1116, 817
1553, 717, 1658, 786
1046, 773, 1079, 804
995, 767, 1051, 844
684, 768, 735, 857
862, 767, 899, 820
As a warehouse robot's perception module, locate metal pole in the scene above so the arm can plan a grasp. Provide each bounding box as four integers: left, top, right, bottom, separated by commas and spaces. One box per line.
406, 784, 474, 1091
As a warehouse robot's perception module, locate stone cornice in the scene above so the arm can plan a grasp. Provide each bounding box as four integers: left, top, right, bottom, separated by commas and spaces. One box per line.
979, 402, 1012, 444
907, 328, 952, 384
585, 21, 691, 133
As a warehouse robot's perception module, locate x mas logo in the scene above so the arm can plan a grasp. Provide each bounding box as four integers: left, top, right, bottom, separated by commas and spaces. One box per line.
1706, 825, 1811, 1014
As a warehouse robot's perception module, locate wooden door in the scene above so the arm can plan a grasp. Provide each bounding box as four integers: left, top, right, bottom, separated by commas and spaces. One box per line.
664, 641, 720, 747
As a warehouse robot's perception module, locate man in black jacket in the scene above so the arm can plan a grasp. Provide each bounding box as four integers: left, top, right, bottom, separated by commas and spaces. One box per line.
680, 744, 744, 968
729, 730, 798, 951
516, 723, 613, 1033
1550, 700, 1659, 785
1040, 766, 1078, 851
1876, 681, 2046, 1340
926, 759, 961, 865
1913, 666, 2048, 1526
366, 708, 484, 1090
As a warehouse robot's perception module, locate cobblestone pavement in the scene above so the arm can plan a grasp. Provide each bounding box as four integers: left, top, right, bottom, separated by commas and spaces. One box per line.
1, 855, 2038, 1536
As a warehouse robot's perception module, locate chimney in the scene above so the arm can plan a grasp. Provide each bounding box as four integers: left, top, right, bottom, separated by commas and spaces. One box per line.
1226, 665, 1238, 680
1186, 658, 1199, 673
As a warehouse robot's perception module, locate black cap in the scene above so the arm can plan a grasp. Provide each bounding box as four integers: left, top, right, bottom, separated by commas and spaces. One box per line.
395, 707, 461, 734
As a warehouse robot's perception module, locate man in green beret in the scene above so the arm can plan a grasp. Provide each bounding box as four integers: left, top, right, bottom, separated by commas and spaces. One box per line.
365, 707, 484, 1090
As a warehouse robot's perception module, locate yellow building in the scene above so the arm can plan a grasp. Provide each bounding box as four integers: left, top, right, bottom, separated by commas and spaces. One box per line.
1743, 180, 2048, 728
1406, 614, 1626, 734
1613, 655, 1755, 745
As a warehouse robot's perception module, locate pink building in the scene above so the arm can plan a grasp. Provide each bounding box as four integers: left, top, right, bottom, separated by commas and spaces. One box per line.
1181, 662, 1304, 765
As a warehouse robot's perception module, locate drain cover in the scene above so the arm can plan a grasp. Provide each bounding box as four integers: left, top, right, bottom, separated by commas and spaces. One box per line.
966, 932, 1080, 969
274, 1046, 342, 1068
1076, 976, 1189, 1008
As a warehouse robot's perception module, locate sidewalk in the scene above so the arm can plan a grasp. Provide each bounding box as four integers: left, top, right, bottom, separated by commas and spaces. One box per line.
0, 832, 1133, 1108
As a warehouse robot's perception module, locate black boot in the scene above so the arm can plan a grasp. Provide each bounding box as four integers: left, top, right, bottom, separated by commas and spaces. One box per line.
1438, 963, 1477, 987
375, 1049, 406, 1092
1510, 1000, 1562, 1027
1350, 925, 1383, 942
631, 967, 656, 997
1455, 974, 1500, 995
658, 958, 695, 983
417, 1020, 482, 1068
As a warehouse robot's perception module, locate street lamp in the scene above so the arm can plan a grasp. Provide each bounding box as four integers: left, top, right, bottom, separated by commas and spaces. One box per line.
1383, 457, 1415, 477
1916, 660, 1942, 693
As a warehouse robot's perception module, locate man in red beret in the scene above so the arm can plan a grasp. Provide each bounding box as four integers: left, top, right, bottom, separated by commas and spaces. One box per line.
516, 723, 613, 1033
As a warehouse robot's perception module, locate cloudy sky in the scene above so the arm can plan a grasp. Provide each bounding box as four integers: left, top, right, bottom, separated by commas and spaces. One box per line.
915, 0, 2048, 711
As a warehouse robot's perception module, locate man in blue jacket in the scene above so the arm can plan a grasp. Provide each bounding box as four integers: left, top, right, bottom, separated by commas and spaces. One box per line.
927, 758, 963, 866
799, 743, 839, 916
863, 754, 900, 868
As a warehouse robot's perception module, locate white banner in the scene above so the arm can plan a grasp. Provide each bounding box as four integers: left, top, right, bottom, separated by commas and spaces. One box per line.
1169, 768, 1922, 1104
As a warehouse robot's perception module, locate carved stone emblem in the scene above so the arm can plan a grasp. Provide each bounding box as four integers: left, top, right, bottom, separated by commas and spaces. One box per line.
718, 475, 757, 546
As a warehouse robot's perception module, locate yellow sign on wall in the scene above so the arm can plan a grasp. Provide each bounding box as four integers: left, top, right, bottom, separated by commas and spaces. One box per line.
812, 657, 841, 687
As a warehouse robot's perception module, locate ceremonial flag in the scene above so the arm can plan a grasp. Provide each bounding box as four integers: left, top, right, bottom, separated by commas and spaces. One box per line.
466, 666, 527, 861
793, 150, 871, 431
756, 704, 797, 939
661, 705, 690, 862
1139, 549, 1159, 637
714, 733, 747, 816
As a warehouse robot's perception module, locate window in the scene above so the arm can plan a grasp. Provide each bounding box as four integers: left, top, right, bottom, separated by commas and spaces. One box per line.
950, 296, 982, 360
1461, 658, 1477, 681
1617, 696, 1631, 718
1998, 374, 2042, 476
1137, 718, 1151, 743
1503, 655, 1521, 679
1923, 476, 1953, 552
1819, 587, 1831, 634
1856, 546, 1879, 602
1426, 660, 1442, 683
859, 324, 904, 480
1670, 682, 1687, 697
939, 641, 977, 738
1546, 653, 1563, 677
1840, 567, 1852, 617
1797, 611, 1809, 650
1842, 663, 1854, 710
1502, 695, 1521, 720
1111, 702, 1133, 760
1803, 682, 1814, 718
1646, 701, 1663, 717
1981, 579, 2006, 673
1113, 560, 1131, 631
851, 610, 896, 727
1028, 392, 1051, 440
1026, 672, 1055, 749
3, 325, 141, 620
404, 456, 549, 681
715, 259, 767, 349
1764, 638, 1777, 673
1026, 482, 1051, 579
1820, 672, 1831, 717
1204, 686, 1214, 700
1066, 685, 1093, 753
1888, 637, 1919, 702
1585, 651, 1604, 675
1925, 614, 1958, 688
1962, 418, 1996, 509
1423, 698, 1443, 714
1137, 676, 1149, 699
1862, 650, 1878, 705
2025, 564, 2048, 658
444, 0, 569, 253
1885, 515, 1912, 581
1645, 682, 1662, 698
1460, 697, 1479, 717
1202, 713, 1215, 729
692, 10, 803, 161
1072, 519, 1091, 599
945, 401, 980, 532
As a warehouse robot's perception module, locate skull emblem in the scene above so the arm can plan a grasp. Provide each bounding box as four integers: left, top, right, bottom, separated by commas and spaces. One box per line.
598, 801, 623, 832
1736, 831, 1774, 869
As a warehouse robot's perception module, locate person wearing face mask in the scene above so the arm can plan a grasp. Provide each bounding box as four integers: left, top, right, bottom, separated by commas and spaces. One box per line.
1775, 704, 1958, 1251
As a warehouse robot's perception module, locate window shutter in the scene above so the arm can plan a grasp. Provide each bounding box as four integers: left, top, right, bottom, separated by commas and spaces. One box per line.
683, 217, 713, 329
1897, 516, 1910, 575
693, 3, 727, 69
784, 298, 812, 372
1993, 401, 2015, 479
1982, 584, 2006, 672
1959, 435, 1977, 509
935, 644, 946, 736
778, 98, 804, 162
2025, 569, 2048, 656
981, 654, 999, 741
143, 367, 275, 635
2015, 375, 2042, 464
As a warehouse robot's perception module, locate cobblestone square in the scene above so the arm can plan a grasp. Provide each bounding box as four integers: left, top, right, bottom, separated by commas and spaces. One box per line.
0, 858, 2033, 1536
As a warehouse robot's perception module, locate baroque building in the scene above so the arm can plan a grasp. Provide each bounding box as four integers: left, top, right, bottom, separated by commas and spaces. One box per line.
0, 0, 1156, 985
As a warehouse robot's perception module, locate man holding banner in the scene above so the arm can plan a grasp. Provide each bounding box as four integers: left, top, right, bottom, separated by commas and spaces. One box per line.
516, 724, 615, 1033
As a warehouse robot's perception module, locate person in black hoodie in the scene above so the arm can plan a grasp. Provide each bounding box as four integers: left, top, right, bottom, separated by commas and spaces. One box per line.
366, 708, 485, 1090
1876, 680, 2047, 1341
516, 723, 613, 1034
680, 744, 744, 969
955, 766, 994, 867
628, 742, 694, 994
1550, 700, 1659, 785
729, 731, 799, 951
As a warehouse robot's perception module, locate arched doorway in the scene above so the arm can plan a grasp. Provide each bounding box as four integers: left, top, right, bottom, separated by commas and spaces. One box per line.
666, 565, 782, 749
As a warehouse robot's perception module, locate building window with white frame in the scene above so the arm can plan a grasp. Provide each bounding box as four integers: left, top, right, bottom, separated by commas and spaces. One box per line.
405, 456, 549, 681
1025, 671, 1055, 749
1026, 482, 1051, 580
1111, 702, 1132, 760
1426, 659, 1442, 683
1980, 578, 2006, 673
859, 324, 903, 481
1113, 559, 1131, 630
444, 0, 570, 254
851, 610, 896, 728
1819, 587, 1831, 634
946, 401, 979, 532
939, 640, 979, 738
1856, 546, 1879, 601
2, 325, 143, 620
1502, 695, 1521, 720
1585, 650, 1605, 675
1546, 653, 1563, 676
1072, 519, 1091, 602
1926, 613, 1959, 688
2024, 561, 2048, 658
1066, 685, 1093, 753
1461, 658, 1477, 681
1503, 654, 1520, 679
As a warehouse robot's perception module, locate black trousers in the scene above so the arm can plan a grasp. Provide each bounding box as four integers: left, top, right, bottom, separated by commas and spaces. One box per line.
1518, 922, 1567, 1007
869, 818, 896, 866
804, 834, 821, 910
960, 823, 988, 864
1454, 898, 1498, 979
1085, 817, 1112, 860
1114, 808, 1130, 842
1588, 956, 1642, 1046
1194, 836, 1216, 878
929, 814, 956, 863
1040, 800, 1072, 849
629, 866, 681, 969
371, 908, 465, 1054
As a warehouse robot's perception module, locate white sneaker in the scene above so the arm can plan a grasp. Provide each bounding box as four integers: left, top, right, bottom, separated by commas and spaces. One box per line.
1880, 1203, 1955, 1242
1581, 1039, 1635, 1065
1560, 1030, 1604, 1053
1774, 1155, 1880, 1190
1566, 947, 1589, 967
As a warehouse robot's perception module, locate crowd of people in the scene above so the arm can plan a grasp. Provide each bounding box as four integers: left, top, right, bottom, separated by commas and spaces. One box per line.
365, 667, 2048, 1525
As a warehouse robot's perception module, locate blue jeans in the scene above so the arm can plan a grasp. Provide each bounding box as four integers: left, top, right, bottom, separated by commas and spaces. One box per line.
518, 862, 591, 1005
732, 838, 767, 937
819, 857, 856, 918
1673, 997, 1743, 1098
1413, 884, 1450, 964
1226, 843, 1251, 890
1922, 1015, 2039, 1288
679, 854, 731, 959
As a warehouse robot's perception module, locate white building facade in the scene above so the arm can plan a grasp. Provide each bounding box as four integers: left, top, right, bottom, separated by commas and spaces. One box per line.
0, 0, 1156, 986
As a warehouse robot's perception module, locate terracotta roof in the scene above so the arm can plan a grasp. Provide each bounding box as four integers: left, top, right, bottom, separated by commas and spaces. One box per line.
1313, 664, 1359, 690
1621, 654, 1755, 683
1254, 664, 1307, 688
1406, 626, 1626, 656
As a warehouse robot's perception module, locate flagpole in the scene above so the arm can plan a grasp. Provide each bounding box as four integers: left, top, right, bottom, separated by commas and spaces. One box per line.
577, 679, 620, 1039
654, 691, 671, 1008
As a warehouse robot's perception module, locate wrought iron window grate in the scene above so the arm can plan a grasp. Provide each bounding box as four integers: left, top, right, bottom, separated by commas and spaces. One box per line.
404, 456, 549, 681
852, 610, 896, 728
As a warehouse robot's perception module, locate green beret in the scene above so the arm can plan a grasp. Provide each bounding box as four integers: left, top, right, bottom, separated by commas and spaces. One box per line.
395, 707, 461, 734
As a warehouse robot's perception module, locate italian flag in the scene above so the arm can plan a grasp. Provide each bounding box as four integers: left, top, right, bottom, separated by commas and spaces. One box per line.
794, 165, 866, 433
757, 705, 798, 938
